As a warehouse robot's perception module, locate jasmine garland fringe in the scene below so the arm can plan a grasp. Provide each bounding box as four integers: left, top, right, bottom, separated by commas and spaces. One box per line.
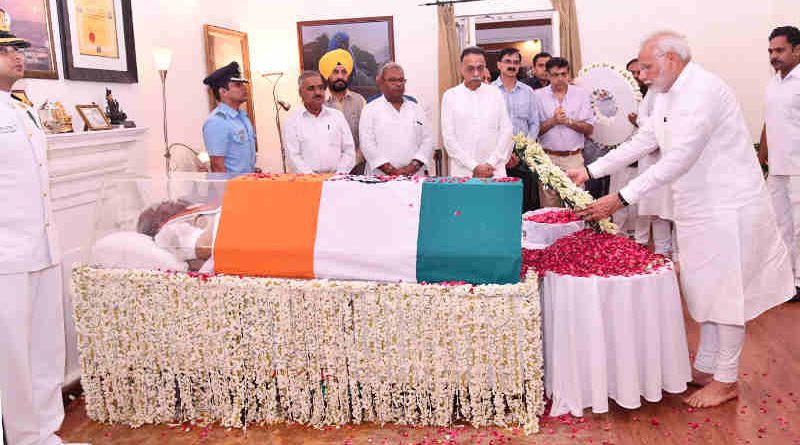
70, 266, 545, 434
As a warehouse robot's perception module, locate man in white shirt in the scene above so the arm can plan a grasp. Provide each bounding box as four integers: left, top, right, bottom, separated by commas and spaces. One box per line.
441, 46, 513, 178
282, 71, 356, 174
760, 25, 800, 302
0, 12, 87, 445
624, 58, 674, 255
536, 57, 594, 207
569, 31, 794, 409
360, 62, 434, 176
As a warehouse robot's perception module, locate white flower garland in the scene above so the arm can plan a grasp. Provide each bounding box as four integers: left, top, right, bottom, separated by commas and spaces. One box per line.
71, 266, 545, 434
515, 134, 618, 234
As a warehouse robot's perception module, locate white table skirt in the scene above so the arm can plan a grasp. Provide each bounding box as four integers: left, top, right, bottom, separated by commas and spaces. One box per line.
542, 264, 691, 416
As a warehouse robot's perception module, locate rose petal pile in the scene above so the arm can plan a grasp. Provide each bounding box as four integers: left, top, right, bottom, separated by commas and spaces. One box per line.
521, 229, 670, 278
524, 209, 581, 224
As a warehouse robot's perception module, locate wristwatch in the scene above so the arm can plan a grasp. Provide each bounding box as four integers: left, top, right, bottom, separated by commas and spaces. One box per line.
618, 192, 630, 207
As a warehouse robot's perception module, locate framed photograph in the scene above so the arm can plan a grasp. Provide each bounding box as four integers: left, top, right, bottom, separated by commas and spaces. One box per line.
297, 16, 395, 99
56, 0, 138, 83
11, 90, 34, 107
75, 103, 112, 130
5, 0, 58, 79
203, 24, 257, 149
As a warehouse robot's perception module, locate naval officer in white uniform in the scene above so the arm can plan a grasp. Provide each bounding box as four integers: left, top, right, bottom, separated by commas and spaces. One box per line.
0, 10, 87, 445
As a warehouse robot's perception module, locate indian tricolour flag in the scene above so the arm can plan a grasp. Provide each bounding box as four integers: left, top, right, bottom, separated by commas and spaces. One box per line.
213, 175, 522, 284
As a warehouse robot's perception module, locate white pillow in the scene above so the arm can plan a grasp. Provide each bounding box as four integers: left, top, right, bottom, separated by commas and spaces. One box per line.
92, 231, 188, 272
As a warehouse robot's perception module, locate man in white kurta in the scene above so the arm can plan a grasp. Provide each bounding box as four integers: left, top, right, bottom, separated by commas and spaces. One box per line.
441, 46, 513, 178
360, 63, 434, 176
0, 19, 75, 445
761, 26, 800, 302
283, 71, 356, 174
570, 31, 794, 408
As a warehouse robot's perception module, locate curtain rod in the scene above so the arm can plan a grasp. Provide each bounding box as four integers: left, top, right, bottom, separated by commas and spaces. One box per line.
418, 0, 485, 6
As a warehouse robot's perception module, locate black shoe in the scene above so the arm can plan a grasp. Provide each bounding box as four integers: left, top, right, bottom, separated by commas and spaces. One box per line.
791, 287, 800, 303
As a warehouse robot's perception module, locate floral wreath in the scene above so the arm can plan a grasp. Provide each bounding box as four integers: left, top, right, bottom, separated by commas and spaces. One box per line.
578, 62, 643, 149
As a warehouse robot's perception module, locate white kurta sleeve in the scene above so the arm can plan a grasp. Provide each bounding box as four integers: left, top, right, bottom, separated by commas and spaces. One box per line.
359, 105, 388, 169
487, 93, 514, 167
619, 98, 716, 204
588, 117, 659, 179
336, 112, 357, 173
413, 105, 435, 167
283, 115, 314, 174
441, 90, 479, 172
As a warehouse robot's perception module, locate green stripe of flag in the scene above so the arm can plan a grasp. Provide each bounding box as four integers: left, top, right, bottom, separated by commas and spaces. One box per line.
416, 178, 522, 284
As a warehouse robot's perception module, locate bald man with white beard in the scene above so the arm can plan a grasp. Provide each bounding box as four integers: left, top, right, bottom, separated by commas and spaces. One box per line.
568, 31, 794, 408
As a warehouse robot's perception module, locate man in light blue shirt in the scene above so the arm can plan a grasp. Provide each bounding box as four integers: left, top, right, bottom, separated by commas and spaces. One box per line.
202, 62, 256, 175
492, 47, 541, 211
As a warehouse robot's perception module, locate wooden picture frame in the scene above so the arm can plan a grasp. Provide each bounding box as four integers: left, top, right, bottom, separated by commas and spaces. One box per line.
6, 0, 59, 79
75, 103, 112, 130
11, 90, 34, 107
56, 0, 138, 83
297, 16, 395, 99
203, 24, 257, 150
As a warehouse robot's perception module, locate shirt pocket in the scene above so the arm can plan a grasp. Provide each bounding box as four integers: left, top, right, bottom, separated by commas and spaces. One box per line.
229, 123, 247, 144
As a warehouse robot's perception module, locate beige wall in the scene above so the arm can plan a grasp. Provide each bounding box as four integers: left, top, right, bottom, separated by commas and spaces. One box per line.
19, 0, 798, 176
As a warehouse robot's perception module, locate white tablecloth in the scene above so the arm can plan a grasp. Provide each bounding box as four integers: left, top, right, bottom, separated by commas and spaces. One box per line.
542, 264, 691, 416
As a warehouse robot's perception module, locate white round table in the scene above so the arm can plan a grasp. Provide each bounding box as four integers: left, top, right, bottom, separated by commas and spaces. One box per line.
542, 263, 691, 416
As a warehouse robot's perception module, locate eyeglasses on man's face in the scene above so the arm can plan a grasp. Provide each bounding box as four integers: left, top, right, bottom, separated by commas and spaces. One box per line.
0, 46, 25, 57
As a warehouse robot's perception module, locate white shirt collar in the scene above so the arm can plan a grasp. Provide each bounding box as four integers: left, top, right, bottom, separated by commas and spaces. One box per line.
379, 94, 406, 110
778, 63, 800, 82
301, 103, 329, 118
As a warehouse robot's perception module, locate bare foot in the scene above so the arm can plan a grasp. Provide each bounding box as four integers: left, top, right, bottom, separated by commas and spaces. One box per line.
683, 380, 739, 408
689, 368, 714, 387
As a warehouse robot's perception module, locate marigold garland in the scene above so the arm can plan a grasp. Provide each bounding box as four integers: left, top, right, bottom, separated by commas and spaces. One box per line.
70, 266, 545, 434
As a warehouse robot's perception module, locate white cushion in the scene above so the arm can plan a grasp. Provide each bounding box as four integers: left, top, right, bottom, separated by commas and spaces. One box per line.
92, 231, 188, 271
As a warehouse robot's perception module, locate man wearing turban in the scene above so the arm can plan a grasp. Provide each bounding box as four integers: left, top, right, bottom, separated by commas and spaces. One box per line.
319, 48, 367, 174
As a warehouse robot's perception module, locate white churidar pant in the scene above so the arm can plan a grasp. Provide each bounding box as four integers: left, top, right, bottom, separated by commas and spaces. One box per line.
0, 265, 65, 445
693, 322, 746, 383
768, 175, 800, 287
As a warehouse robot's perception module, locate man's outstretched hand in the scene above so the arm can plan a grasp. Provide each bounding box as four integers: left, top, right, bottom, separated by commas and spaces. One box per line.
566, 167, 590, 186
574, 193, 624, 221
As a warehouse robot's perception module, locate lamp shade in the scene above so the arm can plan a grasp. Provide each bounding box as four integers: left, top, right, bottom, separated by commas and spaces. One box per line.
152, 48, 173, 71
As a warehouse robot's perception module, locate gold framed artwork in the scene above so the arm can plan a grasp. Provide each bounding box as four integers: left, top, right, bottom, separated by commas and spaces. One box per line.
75, 103, 112, 130
5, 0, 59, 79
56, 0, 138, 83
203, 24, 257, 149
11, 90, 33, 107
297, 16, 395, 99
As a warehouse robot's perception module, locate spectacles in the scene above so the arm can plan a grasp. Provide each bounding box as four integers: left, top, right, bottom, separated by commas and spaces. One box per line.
0, 46, 25, 56
500, 59, 521, 65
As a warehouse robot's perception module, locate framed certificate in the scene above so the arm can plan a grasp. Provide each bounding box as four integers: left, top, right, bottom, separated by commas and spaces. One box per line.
56, 0, 137, 83
75, 0, 120, 58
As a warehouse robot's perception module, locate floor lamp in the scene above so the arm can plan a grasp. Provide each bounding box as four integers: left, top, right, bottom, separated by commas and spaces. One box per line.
261, 71, 291, 173
153, 48, 175, 177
